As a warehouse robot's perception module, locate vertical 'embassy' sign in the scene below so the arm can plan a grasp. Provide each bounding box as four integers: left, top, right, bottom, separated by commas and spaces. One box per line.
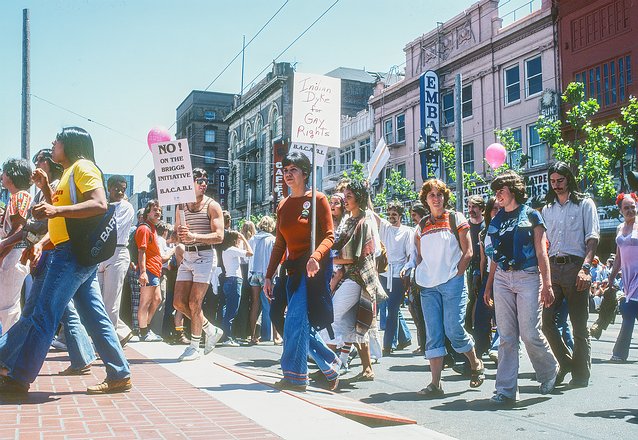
419, 70, 440, 144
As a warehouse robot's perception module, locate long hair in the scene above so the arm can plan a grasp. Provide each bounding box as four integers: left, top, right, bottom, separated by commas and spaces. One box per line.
546, 161, 586, 205
490, 170, 527, 205
56, 127, 96, 164
32, 148, 64, 180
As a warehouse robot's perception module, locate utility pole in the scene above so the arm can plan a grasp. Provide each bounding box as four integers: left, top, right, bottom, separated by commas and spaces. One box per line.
21, 8, 30, 160
454, 73, 464, 212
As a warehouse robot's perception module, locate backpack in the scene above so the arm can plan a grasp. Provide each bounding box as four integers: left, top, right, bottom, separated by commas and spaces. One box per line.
128, 222, 153, 267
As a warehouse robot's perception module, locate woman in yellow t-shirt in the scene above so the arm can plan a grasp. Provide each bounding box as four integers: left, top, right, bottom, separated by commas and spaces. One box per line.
0, 127, 131, 396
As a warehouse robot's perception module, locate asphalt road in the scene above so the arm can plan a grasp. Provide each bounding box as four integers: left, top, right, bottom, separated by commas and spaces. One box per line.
214, 311, 638, 440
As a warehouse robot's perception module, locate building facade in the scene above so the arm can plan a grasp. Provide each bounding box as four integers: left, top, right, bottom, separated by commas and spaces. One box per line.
369, 0, 558, 202
175, 91, 235, 210
556, 0, 636, 252
226, 63, 376, 220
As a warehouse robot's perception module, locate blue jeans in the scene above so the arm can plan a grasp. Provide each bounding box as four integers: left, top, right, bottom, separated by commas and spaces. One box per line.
281, 274, 340, 386
380, 275, 412, 351
0, 242, 129, 384
420, 274, 474, 359
555, 299, 574, 351
222, 276, 243, 339
260, 291, 272, 341
473, 275, 495, 357
21, 250, 96, 371
612, 300, 638, 361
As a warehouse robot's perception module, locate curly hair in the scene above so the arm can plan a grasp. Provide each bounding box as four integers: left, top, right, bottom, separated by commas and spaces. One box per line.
257, 215, 276, 234
490, 170, 527, 204
419, 179, 451, 208
345, 179, 370, 210
616, 192, 638, 208
387, 200, 405, 216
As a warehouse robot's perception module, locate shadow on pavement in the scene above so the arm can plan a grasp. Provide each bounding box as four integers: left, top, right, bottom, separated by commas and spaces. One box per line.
361, 389, 466, 403
574, 408, 638, 424
236, 359, 280, 368
200, 383, 274, 393
0, 391, 67, 405
388, 364, 428, 373
431, 396, 551, 411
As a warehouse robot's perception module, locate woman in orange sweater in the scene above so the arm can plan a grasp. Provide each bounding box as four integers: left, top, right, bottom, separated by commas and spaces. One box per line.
264, 152, 340, 392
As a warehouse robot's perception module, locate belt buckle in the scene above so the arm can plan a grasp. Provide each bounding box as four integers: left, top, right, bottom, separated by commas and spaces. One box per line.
555, 256, 568, 264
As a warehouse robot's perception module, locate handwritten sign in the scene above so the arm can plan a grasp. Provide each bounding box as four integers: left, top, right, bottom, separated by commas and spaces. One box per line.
291, 73, 341, 149
151, 138, 196, 207
289, 142, 328, 167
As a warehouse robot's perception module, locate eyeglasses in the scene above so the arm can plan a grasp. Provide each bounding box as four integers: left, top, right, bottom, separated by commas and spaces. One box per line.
195, 178, 208, 185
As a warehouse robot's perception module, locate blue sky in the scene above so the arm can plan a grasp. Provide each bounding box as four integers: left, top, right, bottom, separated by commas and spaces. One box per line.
0, 0, 530, 193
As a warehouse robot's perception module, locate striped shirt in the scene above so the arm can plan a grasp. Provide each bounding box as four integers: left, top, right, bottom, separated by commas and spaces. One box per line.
184, 197, 212, 246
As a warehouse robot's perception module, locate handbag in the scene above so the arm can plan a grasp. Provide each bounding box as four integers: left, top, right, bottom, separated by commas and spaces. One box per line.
65, 166, 117, 266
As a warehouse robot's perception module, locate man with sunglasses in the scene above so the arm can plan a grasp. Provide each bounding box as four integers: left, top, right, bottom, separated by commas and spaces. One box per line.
97, 175, 135, 346
173, 168, 225, 361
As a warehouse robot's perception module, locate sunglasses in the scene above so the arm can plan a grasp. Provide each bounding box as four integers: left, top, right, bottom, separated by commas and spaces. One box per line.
195, 178, 208, 185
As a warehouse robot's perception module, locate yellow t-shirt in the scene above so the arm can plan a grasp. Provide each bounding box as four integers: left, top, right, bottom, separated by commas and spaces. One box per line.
49, 159, 104, 245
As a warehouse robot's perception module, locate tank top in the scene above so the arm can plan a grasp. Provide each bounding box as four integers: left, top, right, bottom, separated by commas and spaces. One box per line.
183, 197, 212, 246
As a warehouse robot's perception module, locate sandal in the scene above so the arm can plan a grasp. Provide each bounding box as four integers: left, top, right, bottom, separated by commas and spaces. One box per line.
469, 360, 485, 388
417, 383, 444, 398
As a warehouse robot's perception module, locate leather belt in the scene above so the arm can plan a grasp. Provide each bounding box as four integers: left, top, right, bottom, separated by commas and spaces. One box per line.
185, 244, 212, 252
549, 255, 582, 265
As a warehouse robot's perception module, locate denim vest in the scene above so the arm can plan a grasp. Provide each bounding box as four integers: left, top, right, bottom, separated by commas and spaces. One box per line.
488, 204, 538, 271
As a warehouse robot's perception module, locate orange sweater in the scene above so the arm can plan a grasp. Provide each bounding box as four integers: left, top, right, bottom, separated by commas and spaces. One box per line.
266, 191, 334, 279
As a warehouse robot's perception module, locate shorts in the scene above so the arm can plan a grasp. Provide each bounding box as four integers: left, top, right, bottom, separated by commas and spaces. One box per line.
176, 249, 216, 284
249, 272, 265, 287
139, 270, 160, 287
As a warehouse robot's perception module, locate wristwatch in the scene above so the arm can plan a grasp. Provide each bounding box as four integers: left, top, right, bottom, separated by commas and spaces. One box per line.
581, 263, 591, 272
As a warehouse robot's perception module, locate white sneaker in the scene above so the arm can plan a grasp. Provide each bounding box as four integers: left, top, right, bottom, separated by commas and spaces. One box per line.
141, 330, 163, 342
178, 346, 202, 362
222, 339, 240, 347
204, 325, 223, 355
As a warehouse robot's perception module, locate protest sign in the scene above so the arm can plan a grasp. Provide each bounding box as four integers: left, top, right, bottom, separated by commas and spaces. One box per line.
291, 73, 341, 149
289, 142, 328, 167
151, 138, 196, 207
367, 139, 390, 183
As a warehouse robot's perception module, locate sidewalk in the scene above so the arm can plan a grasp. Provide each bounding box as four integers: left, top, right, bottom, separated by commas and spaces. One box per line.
0, 342, 451, 440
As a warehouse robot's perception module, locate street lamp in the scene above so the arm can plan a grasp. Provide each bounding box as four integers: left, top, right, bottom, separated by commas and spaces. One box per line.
418, 126, 439, 180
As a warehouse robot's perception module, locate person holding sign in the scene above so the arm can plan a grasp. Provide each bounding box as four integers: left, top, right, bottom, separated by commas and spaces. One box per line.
264, 152, 341, 392
173, 168, 225, 361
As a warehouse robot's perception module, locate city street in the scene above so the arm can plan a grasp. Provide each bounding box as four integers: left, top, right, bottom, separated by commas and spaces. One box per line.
1, 313, 636, 439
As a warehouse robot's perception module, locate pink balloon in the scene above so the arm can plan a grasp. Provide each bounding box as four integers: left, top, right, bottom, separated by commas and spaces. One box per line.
485, 143, 507, 169
147, 127, 172, 151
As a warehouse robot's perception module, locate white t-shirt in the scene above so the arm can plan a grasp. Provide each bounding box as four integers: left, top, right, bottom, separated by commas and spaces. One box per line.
113, 199, 135, 246
222, 246, 248, 278
379, 218, 414, 278
414, 211, 469, 288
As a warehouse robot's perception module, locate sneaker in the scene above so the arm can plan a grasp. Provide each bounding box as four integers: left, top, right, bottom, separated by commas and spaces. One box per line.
609, 355, 625, 363
488, 350, 499, 365
86, 377, 132, 395
338, 363, 350, 376
491, 393, 516, 406
222, 339, 240, 347
204, 325, 223, 355
58, 365, 91, 376
50, 339, 68, 352
396, 339, 412, 351
141, 330, 163, 342
119, 332, 134, 347
179, 346, 202, 362
539, 371, 557, 395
